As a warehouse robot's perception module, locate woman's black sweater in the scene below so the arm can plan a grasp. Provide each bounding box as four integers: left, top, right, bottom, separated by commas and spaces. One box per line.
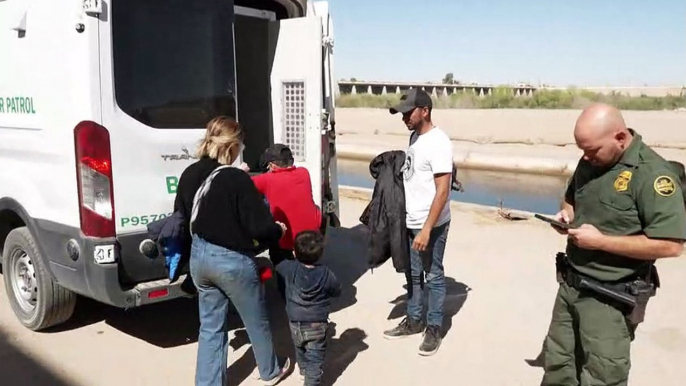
174, 157, 282, 254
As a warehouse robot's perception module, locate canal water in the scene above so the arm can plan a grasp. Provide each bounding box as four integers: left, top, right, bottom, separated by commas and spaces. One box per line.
337, 160, 568, 215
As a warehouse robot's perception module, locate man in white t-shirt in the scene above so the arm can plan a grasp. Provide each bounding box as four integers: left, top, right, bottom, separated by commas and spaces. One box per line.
383, 89, 453, 356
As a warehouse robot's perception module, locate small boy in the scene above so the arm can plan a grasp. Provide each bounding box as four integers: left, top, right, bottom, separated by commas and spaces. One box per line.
251, 144, 323, 267
276, 230, 341, 386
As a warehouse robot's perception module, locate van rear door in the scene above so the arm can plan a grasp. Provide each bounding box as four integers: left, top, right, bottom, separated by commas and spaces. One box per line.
98, 0, 237, 284
268, 15, 328, 210
315, 2, 341, 223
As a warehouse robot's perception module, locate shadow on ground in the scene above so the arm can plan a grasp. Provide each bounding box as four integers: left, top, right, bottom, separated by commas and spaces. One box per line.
1, 264, 75, 385
320, 322, 369, 386
387, 277, 471, 337
226, 224, 371, 385
10, 224, 371, 385
0, 328, 75, 386
321, 224, 370, 313
45, 295, 204, 348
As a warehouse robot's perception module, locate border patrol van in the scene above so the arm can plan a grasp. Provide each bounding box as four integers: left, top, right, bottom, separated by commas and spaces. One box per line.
0, 0, 340, 331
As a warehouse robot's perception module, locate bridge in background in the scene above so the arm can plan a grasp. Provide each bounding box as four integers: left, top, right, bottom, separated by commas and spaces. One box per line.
337, 81, 685, 98
337, 81, 536, 97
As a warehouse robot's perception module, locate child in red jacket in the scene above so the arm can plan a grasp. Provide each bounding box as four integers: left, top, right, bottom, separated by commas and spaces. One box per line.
252, 144, 323, 267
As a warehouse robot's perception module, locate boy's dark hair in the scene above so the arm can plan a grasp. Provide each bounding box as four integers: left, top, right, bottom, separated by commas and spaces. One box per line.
294, 230, 325, 265
260, 144, 295, 170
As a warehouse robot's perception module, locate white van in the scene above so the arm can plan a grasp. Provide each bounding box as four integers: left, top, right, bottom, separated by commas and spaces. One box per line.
0, 0, 340, 331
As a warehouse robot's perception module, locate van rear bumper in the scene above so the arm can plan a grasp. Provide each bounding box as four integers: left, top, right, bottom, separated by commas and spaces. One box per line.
32, 219, 189, 308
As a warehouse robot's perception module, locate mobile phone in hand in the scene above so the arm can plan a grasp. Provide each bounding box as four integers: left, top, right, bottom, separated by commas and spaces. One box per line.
534, 213, 573, 229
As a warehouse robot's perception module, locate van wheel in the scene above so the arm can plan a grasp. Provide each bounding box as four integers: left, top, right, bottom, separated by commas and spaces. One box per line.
2, 227, 76, 331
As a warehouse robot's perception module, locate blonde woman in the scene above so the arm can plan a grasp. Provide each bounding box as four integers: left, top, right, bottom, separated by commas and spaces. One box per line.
174, 116, 291, 386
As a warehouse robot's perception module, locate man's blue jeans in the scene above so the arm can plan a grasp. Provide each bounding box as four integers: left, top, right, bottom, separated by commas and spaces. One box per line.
289, 321, 328, 386
407, 221, 450, 328
190, 235, 280, 386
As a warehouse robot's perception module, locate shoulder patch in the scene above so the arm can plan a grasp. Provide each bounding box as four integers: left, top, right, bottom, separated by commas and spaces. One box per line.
654, 175, 676, 197
613, 170, 632, 192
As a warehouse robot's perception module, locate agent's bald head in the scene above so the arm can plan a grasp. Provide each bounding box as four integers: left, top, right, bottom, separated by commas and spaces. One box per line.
573, 103, 632, 168
574, 104, 627, 141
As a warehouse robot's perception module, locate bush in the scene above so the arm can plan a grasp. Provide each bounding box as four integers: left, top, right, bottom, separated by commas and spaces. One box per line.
335, 89, 686, 111
335, 94, 400, 109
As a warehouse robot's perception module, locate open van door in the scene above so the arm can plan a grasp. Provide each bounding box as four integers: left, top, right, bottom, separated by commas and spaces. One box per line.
316, 1, 341, 226
97, 1, 237, 284
269, 15, 335, 219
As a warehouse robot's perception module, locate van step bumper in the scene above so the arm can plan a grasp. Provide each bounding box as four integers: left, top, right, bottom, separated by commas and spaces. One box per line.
29, 218, 192, 308
132, 274, 192, 306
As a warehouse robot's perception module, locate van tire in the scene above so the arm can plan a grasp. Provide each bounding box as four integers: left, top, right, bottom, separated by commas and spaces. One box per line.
2, 227, 76, 331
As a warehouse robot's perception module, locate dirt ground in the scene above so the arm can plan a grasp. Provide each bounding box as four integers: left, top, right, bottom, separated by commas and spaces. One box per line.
2, 192, 686, 385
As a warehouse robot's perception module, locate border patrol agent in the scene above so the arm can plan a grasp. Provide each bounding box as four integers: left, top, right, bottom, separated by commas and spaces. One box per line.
541, 104, 686, 386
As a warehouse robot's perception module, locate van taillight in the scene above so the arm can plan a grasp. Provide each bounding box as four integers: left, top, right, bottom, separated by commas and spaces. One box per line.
74, 121, 116, 238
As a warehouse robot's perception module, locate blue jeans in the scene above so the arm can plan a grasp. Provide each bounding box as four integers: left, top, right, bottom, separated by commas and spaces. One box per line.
289, 321, 328, 386
190, 235, 280, 386
407, 221, 450, 328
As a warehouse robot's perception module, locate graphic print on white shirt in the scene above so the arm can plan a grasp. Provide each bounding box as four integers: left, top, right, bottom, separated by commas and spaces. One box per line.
403, 147, 415, 181
403, 127, 453, 229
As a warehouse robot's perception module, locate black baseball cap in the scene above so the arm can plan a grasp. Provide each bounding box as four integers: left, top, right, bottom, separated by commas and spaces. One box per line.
389, 89, 433, 114
260, 144, 294, 169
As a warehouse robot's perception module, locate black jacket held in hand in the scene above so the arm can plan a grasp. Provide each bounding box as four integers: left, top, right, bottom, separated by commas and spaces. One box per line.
359, 150, 411, 274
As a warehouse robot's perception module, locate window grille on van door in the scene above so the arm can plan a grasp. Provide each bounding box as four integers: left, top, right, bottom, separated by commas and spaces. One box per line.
283, 81, 306, 161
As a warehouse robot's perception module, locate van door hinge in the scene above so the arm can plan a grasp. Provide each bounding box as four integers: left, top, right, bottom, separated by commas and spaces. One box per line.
324, 200, 337, 214
321, 110, 331, 133
322, 36, 334, 49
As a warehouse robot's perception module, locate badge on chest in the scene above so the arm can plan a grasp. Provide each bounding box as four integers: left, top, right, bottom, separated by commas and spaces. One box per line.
613, 170, 633, 192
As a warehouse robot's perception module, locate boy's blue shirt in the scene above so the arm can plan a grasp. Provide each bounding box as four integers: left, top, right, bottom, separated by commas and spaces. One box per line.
276, 260, 342, 323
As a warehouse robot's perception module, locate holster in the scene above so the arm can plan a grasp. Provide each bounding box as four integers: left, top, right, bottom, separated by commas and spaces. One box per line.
554, 252, 658, 325
625, 279, 655, 325
555, 252, 567, 284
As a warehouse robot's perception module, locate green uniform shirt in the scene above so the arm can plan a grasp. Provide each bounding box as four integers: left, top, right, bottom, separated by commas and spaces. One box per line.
564, 130, 686, 282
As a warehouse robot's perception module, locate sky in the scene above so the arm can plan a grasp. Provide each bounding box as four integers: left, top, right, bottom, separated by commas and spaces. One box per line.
326, 0, 686, 87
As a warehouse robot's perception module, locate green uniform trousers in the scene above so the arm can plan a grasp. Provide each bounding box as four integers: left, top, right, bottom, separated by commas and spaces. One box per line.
541, 283, 636, 386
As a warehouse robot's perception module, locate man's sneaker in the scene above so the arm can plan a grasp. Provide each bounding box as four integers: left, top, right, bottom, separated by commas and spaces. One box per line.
418, 325, 442, 356
383, 317, 425, 340
262, 358, 291, 386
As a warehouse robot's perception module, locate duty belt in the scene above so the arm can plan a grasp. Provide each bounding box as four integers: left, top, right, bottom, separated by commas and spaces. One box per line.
555, 252, 657, 310
562, 267, 639, 308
